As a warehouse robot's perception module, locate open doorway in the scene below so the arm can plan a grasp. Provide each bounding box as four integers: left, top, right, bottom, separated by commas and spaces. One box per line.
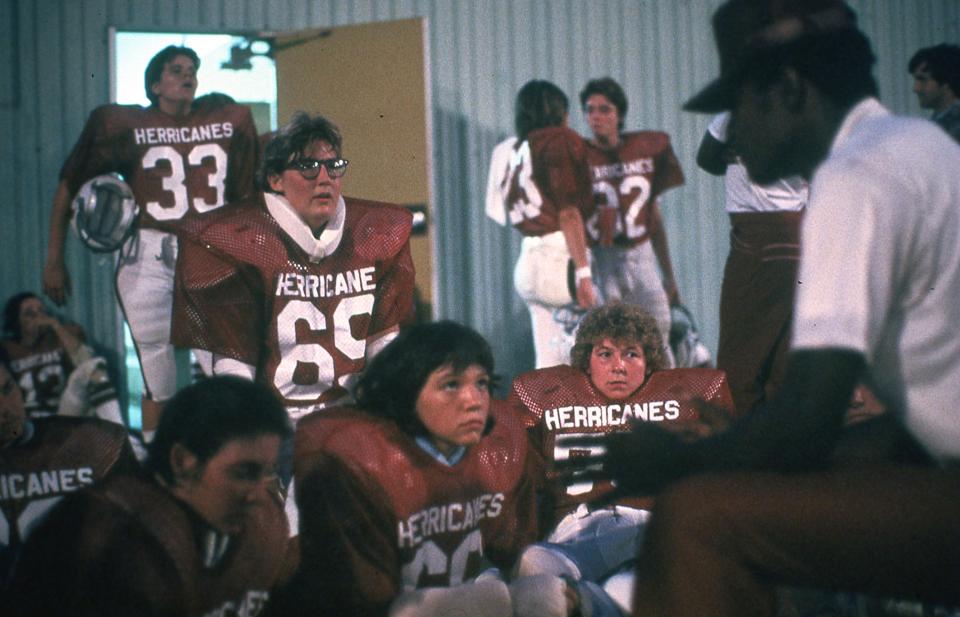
111, 20, 434, 429
112, 30, 277, 428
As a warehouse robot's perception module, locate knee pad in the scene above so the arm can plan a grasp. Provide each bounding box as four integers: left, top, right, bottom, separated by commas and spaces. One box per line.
602, 569, 634, 615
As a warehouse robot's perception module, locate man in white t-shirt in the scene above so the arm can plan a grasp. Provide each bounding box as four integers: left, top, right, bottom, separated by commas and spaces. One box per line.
560, 1, 960, 615
697, 113, 807, 414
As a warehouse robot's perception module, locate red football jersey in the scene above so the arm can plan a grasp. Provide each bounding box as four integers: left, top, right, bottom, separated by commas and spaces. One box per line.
507, 365, 733, 528
8, 471, 288, 617
288, 404, 539, 616
1, 325, 85, 417
0, 416, 137, 585
584, 131, 685, 247
173, 195, 416, 416
59, 102, 259, 233
489, 126, 593, 236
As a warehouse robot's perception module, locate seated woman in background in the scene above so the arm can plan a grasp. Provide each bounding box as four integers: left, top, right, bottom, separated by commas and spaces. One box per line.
508, 303, 735, 615
274, 320, 585, 617
1, 292, 122, 424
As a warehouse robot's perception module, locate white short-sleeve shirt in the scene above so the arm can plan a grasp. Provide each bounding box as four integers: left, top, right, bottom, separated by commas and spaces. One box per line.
709, 112, 808, 213
792, 98, 960, 460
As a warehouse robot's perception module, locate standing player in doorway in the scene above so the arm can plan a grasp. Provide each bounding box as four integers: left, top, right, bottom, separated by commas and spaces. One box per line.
485, 80, 596, 368
42, 45, 260, 439
579, 78, 685, 364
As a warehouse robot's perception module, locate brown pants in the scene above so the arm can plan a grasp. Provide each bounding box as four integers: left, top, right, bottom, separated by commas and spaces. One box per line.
632, 465, 960, 617
716, 212, 802, 415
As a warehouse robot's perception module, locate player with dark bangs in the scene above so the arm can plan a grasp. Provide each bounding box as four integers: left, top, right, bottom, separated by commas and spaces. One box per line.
274, 320, 587, 617
7, 375, 292, 617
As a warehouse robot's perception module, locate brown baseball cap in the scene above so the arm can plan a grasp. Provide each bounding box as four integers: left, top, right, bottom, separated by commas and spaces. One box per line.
684, 0, 858, 112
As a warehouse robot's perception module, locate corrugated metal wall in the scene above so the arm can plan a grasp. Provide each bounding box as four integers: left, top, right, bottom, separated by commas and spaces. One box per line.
2, 0, 958, 386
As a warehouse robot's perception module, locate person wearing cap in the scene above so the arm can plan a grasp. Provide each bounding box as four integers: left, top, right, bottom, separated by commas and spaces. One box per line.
558, 0, 960, 614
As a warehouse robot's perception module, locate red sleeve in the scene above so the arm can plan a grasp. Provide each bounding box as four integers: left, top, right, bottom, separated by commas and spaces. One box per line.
284, 454, 400, 617
540, 130, 591, 213
59, 106, 134, 195
483, 442, 543, 566
496, 394, 554, 540
171, 232, 265, 366
224, 105, 260, 203
372, 237, 416, 333
652, 138, 685, 199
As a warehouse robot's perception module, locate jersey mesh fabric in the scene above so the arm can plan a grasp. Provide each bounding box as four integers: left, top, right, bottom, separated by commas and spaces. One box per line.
60, 103, 259, 233
7, 471, 287, 617
289, 405, 538, 614
584, 131, 684, 247
508, 366, 734, 527
173, 195, 415, 410
494, 126, 593, 237
0, 417, 137, 585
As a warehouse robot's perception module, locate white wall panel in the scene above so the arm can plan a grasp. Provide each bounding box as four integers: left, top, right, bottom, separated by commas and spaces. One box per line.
2, 0, 958, 387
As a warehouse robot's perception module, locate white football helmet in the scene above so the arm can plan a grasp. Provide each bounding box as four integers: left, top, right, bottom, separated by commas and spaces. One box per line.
670, 304, 713, 368
71, 174, 139, 252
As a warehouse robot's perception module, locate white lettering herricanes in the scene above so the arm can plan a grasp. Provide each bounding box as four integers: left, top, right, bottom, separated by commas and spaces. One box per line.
590, 157, 654, 181
133, 122, 234, 146
274, 267, 376, 300
543, 400, 681, 430
397, 493, 505, 549
0, 467, 95, 501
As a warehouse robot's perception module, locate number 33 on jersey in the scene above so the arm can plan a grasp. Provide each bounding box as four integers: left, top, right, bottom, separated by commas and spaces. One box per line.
172, 195, 416, 417
59, 102, 260, 233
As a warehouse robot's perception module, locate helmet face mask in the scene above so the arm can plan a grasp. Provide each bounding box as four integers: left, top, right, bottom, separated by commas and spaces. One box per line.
71, 174, 140, 253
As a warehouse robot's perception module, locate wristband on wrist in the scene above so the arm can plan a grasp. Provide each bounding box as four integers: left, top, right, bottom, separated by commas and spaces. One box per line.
574, 266, 592, 284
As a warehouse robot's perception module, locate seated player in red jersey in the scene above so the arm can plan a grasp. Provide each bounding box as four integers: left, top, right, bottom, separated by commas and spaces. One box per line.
273, 321, 586, 617
7, 375, 292, 617
507, 303, 735, 615
0, 351, 138, 590
43, 45, 261, 437
1, 292, 125, 426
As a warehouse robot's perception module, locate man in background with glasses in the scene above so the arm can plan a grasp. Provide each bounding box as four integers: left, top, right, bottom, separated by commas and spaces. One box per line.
172, 112, 416, 516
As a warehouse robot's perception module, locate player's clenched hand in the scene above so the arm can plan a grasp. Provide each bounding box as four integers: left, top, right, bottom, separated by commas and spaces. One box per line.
43, 260, 71, 306
575, 278, 597, 309
554, 422, 690, 497
670, 398, 732, 440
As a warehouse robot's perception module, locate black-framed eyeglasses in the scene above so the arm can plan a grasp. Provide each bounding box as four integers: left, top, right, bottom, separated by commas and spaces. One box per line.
288, 157, 349, 179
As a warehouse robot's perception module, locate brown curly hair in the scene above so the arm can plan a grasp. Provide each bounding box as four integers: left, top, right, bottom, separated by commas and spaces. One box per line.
570, 303, 668, 374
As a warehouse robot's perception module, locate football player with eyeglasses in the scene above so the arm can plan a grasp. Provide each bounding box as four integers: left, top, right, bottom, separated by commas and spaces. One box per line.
172, 112, 416, 533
